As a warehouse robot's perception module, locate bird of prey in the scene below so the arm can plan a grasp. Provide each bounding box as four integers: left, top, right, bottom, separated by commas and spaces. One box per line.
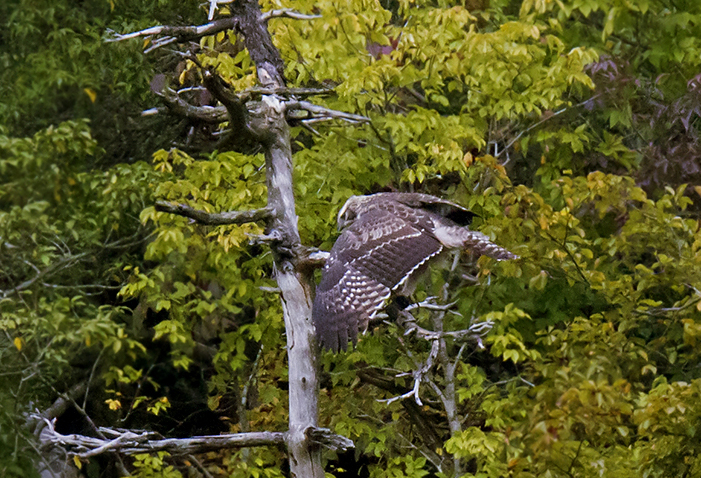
312, 192, 518, 352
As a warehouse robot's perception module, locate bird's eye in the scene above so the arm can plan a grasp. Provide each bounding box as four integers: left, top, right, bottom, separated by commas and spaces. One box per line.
341, 209, 356, 223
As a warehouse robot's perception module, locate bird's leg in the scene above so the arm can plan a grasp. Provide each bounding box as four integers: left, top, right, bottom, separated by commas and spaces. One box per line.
384, 296, 421, 334
396, 309, 418, 334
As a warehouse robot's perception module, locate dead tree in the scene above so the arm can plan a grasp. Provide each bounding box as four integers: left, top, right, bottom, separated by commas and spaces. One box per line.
38, 1, 358, 476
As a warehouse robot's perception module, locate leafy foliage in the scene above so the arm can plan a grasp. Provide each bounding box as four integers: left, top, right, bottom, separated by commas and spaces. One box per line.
2, 0, 701, 477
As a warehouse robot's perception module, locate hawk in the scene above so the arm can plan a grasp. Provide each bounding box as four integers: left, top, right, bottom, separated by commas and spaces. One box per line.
312, 192, 518, 352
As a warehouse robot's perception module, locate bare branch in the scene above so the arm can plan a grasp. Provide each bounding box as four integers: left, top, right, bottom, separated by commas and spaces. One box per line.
261, 9, 322, 22
240, 86, 333, 101
406, 297, 458, 311
285, 100, 370, 124
201, 69, 253, 134
380, 330, 440, 406
155, 201, 275, 225
416, 321, 493, 347
394, 310, 493, 345
107, 18, 238, 50
161, 89, 229, 123
304, 250, 330, 265
141, 107, 165, 116
29, 383, 87, 436
247, 230, 284, 245
40, 425, 286, 457
229, 0, 286, 88
41, 282, 123, 291
188, 454, 214, 478
42, 424, 352, 461
355, 367, 445, 460
207, 0, 235, 20
1, 252, 89, 299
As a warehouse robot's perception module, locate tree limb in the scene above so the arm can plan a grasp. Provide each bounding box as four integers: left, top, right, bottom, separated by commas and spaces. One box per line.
41, 424, 352, 459
201, 69, 256, 137
29, 383, 87, 436
261, 9, 322, 22
155, 201, 275, 225
356, 368, 445, 467
229, 1, 286, 88
431, 258, 463, 478
161, 89, 229, 123
285, 100, 370, 124
396, 311, 493, 346
107, 18, 238, 51
40, 426, 286, 457
240, 87, 333, 100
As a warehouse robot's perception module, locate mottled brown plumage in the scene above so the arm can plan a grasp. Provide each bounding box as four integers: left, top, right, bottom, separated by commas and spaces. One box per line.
312, 193, 517, 352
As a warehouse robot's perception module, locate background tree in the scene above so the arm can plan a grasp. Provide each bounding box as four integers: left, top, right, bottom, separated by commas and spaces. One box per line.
2, 0, 701, 477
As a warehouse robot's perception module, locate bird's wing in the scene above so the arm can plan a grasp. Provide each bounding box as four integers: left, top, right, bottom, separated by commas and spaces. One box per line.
312, 207, 443, 351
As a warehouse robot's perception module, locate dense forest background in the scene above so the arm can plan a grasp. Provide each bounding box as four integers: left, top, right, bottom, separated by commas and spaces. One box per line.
2, 0, 701, 477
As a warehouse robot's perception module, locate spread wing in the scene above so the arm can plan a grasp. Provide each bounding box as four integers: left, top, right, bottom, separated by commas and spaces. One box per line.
312, 207, 443, 351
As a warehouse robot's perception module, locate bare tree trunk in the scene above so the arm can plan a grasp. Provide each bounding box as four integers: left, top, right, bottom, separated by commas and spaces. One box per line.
259, 95, 322, 477
229, 1, 322, 474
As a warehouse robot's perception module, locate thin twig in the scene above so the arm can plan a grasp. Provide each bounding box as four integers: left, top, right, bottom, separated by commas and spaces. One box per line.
497, 94, 602, 161
83, 347, 108, 410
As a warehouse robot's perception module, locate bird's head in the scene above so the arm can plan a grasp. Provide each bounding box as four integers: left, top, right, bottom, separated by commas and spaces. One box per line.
337, 195, 364, 230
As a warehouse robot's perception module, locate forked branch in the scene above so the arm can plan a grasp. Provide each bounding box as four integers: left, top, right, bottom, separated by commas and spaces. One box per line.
40, 422, 352, 458
161, 89, 228, 123
107, 18, 238, 52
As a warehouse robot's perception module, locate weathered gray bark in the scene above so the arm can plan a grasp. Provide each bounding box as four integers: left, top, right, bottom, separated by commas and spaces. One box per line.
255, 94, 322, 477
41, 429, 286, 456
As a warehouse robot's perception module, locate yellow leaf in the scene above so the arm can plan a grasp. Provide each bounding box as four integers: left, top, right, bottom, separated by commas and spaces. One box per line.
529, 270, 548, 290
73, 455, 82, 469
83, 88, 97, 103
694, 186, 701, 198
14, 337, 23, 351
208, 395, 221, 411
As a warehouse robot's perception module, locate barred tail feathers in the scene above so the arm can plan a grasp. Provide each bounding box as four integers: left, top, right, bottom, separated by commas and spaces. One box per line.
459, 230, 519, 261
